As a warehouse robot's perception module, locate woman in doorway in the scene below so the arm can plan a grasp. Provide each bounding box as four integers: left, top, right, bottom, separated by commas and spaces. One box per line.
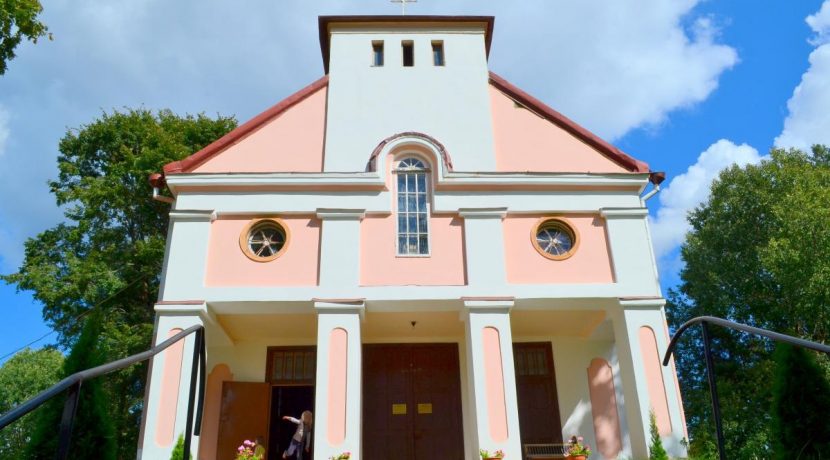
282, 410, 312, 460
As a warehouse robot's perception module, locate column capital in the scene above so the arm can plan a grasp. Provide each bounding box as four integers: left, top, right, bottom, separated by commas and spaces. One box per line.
168, 210, 214, 222
618, 297, 666, 309
462, 297, 515, 314
458, 207, 508, 219
314, 299, 366, 319
315, 208, 366, 220
600, 207, 649, 218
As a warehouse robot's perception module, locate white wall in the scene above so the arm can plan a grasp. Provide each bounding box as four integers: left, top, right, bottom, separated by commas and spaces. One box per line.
324, 25, 496, 172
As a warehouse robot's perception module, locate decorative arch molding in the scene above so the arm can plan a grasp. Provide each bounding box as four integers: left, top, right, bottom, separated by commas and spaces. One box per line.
366, 132, 454, 176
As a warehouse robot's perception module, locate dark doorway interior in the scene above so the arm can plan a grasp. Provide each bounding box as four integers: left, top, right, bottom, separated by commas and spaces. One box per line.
268, 385, 315, 460
513, 342, 563, 459
362, 343, 464, 460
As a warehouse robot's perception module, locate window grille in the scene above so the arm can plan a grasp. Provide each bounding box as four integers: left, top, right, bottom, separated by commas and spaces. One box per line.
396, 158, 429, 255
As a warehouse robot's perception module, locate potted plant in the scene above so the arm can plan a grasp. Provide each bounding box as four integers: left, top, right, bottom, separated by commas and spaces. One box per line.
479, 448, 505, 459
329, 453, 351, 460
566, 435, 591, 460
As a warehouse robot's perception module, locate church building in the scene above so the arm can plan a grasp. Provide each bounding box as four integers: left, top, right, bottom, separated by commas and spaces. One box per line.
139, 15, 688, 460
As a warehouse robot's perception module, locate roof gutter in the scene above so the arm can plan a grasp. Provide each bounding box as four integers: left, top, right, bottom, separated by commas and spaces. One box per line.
641, 171, 666, 202
149, 173, 174, 204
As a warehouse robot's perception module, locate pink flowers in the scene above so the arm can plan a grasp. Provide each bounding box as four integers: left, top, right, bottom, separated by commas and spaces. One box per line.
329, 452, 351, 460
234, 439, 260, 460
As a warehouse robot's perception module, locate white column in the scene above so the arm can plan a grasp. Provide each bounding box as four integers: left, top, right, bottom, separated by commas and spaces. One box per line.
458, 208, 508, 288
158, 210, 213, 300
462, 299, 522, 459
316, 209, 365, 290
600, 208, 661, 296
610, 300, 688, 459
313, 301, 364, 460
138, 308, 205, 459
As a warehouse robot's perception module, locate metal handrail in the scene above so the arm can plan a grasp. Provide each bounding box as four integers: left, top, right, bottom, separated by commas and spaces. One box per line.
0, 324, 206, 460
662, 315, 830, 460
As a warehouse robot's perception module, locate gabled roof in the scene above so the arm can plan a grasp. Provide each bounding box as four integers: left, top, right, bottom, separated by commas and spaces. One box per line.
488, 72, 649, 173
161, 72, 649, 176
318, 15, 495, 74
163, 76, 329, 175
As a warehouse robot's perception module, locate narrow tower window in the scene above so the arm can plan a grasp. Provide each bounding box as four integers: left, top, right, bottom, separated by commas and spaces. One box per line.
396, 158, 429, 255
372, 41, 384, 66
432, 41, 444, 66
402, 41, 414, 67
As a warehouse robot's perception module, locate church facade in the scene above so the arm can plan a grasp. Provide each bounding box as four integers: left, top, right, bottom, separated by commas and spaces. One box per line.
139, 16, 688, 460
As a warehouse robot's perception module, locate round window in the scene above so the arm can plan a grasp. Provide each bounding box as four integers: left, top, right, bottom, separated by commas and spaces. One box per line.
239, 218, 289, 262
532, 218, 579, 260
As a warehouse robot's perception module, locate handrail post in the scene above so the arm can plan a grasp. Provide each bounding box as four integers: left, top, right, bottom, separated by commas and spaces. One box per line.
56, 381, 82, 460
701, 322, 726, 460
195, 328, 206, 435
183, 328, 203, 457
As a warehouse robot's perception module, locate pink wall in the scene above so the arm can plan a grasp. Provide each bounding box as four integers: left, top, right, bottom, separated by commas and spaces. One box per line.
193, 87, 327, 173
199, 364, 233, 459
327, 328, 348, 445
489, 86, 629, 173
587, 358, 623, 459
360, 215, 467, 286
205, 216, 320, 287
483, 327, 508, 443
639, 326, 672, 435
155, 328, 185, 447
503, 215, 614, 284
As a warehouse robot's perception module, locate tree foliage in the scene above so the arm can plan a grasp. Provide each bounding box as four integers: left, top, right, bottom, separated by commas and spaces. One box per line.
26, 313, 116, 459
2, 108, 236, 458
667, 146, 830, 458
0, 347, 63, 458
648, 410, 669, 460
0, 0, 51, 75
770, 344, 830, 458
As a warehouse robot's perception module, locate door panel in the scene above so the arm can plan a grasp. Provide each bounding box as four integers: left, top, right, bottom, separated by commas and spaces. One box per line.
217, 382, 271, 460
268, 386, 315, 460
412, 344, 463, 460
363, 344, 463, 460
514, 343, 563, 457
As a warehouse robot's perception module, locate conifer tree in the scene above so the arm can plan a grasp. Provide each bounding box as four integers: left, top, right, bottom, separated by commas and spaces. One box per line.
771, 343, 830, 459
24, 313, 116, 459
648, 410, 669, 460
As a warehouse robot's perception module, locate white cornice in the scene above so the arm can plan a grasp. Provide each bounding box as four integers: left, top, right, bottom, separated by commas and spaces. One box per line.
164, 171, 649, 192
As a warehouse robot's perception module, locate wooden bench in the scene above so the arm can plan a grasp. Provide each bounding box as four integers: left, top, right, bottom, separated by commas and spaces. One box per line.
523, 443, 569, 459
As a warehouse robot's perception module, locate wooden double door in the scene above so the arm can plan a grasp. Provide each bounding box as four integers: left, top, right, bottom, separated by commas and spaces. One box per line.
513, 342, 563, 458
362, 343, 464, 460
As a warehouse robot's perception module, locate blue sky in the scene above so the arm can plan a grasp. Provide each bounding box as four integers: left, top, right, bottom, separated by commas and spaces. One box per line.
1, 0, 829, 361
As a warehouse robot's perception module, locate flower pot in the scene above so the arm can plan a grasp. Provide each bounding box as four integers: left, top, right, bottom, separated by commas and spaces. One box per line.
566, 456, 587, 460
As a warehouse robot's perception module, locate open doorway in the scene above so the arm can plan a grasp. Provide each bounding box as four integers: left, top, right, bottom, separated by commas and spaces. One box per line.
265, 347, 316, 460
268, 386, 315, 460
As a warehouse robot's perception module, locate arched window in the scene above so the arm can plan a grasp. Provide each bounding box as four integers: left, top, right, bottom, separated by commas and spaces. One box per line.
395, 157, 429, 255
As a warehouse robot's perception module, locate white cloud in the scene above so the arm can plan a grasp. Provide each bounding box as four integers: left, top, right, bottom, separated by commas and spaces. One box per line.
775, 0, 830, 150
491, 0, 738, 140
807, 0, 830, 46
0, 0, 738, 272
650, 139, 763, 261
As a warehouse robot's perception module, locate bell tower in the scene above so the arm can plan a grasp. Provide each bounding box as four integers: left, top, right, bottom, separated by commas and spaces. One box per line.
319, 16, 497, 171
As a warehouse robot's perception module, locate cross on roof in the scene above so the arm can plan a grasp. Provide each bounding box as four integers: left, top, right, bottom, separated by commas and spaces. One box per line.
390, 0, 417, 15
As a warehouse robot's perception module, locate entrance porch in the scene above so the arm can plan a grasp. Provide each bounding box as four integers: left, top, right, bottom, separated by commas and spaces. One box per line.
140, 299, 684, 460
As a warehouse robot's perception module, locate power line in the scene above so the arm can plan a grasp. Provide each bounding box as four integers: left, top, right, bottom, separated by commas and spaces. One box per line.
0, 273, 151, 362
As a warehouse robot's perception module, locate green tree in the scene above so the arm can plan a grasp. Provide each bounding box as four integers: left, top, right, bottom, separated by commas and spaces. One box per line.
770, 344, 830, 458
648, 410, 669, 460
667, 145, 830, 458
25, 313, 116, 459
2, 108, 236, 458
170, 433, 192, 460
0, 347, 63, 458
0, 0, 51, 75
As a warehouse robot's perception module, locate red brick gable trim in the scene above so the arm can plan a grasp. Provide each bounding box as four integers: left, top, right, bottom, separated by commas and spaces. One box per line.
163, 76, 329, 174
488, 72, 650, 173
